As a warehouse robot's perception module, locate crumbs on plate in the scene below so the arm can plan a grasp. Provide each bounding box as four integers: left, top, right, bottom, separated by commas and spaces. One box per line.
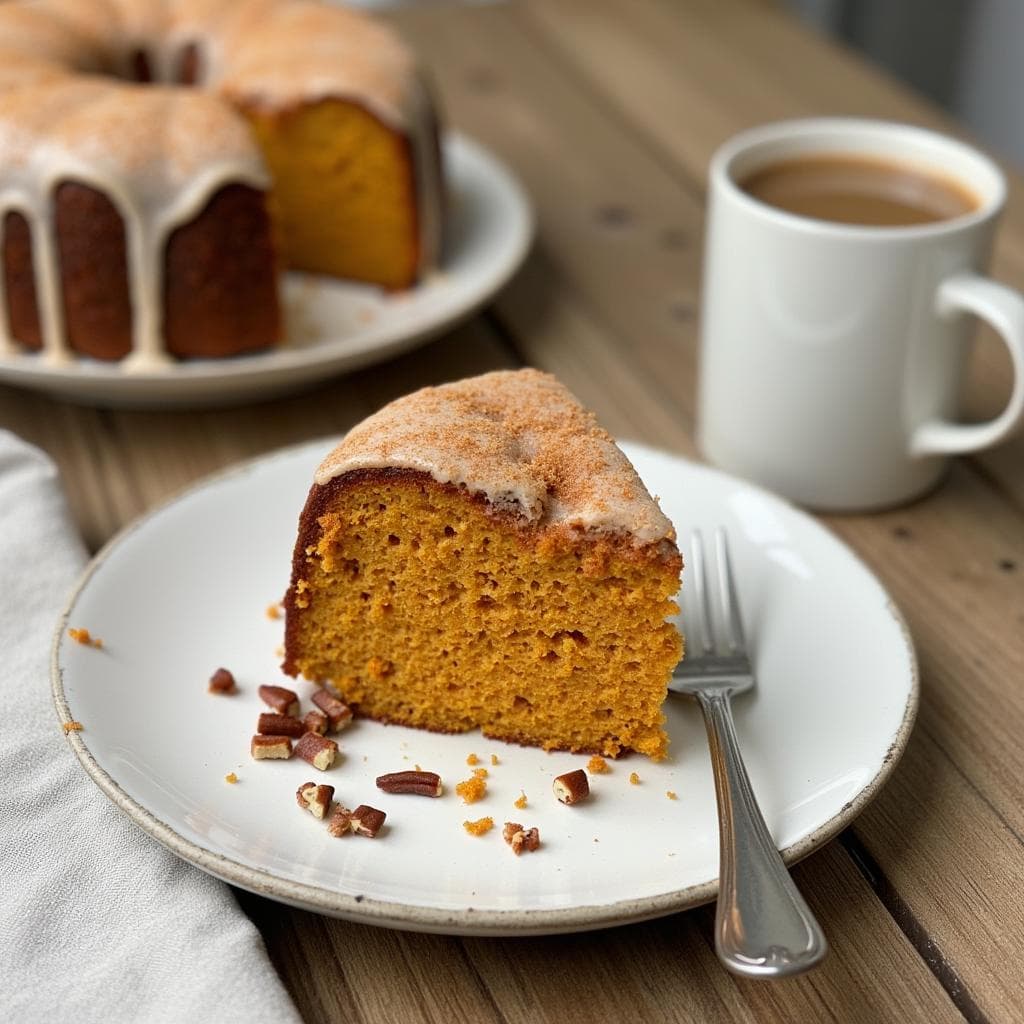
456, 775, 487, 804
68, 627, 102, 648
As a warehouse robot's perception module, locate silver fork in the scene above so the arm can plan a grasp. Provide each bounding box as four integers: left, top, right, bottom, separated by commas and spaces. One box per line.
669, 528, 828, 978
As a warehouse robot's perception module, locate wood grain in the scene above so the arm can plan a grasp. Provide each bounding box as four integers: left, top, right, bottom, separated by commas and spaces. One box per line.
240, 840, 960, 1024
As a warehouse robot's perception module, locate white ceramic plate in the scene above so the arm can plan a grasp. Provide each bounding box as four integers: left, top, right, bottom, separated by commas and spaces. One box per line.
0, 135, 532, 409
53, 441, 916, 936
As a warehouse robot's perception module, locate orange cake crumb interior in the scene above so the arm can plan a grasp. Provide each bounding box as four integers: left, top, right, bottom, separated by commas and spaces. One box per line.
245, 100, 420, 289
285, 472, 681, 759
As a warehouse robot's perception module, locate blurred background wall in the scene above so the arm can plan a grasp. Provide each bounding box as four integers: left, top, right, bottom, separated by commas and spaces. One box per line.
785, 0, 1024, 167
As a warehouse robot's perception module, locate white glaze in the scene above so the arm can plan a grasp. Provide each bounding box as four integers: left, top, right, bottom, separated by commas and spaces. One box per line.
314, 370, 677, 546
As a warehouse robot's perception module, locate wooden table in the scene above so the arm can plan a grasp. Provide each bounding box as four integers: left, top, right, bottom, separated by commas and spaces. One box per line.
5, 1, 1023, 1020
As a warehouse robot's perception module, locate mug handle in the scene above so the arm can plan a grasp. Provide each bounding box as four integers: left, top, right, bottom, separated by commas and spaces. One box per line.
910, 273, 1024, 456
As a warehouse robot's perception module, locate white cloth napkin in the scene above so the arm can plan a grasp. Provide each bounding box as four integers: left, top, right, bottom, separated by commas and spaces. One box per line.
0, 432, 301, 1024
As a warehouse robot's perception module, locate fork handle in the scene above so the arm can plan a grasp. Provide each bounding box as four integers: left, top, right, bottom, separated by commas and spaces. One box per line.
697, 690, 828, 978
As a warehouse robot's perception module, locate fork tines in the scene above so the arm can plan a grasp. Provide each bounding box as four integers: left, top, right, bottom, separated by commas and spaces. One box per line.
688, 528, 749, 662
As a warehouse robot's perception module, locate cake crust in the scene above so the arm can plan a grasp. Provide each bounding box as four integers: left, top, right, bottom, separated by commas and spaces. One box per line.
315, 370, 678, 546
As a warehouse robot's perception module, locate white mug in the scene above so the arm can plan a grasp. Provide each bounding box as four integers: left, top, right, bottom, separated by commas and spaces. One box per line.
697, 118, 1024, 511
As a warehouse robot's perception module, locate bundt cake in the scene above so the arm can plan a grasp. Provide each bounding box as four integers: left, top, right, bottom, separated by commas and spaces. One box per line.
0, 0, 443, 368
282, 370, 684, 760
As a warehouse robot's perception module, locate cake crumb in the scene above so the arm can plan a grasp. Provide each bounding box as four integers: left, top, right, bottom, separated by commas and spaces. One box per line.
463, 816, 494, 836
514, 791, 527, 809
490, 754, 499, 766
587, 755, 610, 774
266, 603, 282, 620
68, 628, 102, 648
629, 772, 640, 785
62, 721, 83, 733
225, 772, 238, 784
666, 790, 678, 800
456, 776, 487, 804
274, 645, 285, 658
466, 753, 479, 766
472, 767, 488, 779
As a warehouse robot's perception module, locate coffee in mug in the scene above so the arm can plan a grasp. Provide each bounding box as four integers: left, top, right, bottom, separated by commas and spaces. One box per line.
739, 154, 979, 227
698, 118, 1024, 511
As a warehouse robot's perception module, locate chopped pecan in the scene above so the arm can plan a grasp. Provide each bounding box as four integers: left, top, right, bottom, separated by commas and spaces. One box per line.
376, 771, 443, 797
294, 732, 338, 771
257, 712, 305, 738
350, 804, 386, 838
311, 689, 353, 732
250, 735, 292, 760
512, 827, 540, 855
296, 782, 335, 819
553, 769, 590, 805
303, 709, 329, 736
502, 821, 540, 855
208, 668, 236, 694
258, 685, 299, 716
328, 805, 354, 837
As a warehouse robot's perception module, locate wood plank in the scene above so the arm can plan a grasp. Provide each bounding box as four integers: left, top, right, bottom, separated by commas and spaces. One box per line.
854, 726, 1024, 1016
240, 839, 960, 1024
388, 3, 1024, 1017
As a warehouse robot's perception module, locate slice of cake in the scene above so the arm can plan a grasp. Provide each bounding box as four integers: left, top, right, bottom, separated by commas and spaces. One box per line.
282, 370, 683, 759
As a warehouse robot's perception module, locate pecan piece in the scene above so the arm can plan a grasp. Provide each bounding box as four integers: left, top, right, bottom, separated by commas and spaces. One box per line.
502, 821, 540, 855
294, 732, 338, 771
512, 827, 541, 855
328, 804, 354, 837
250, 735, 292, 760
257, 712, 305, 738
311, 689, 353, 732
258, 685, 299, 716
376, 771, 443, 797
303, 709, 329, 736
350, 804, 386, 838
208, 668, 236, 694
296, 782, 335, 820
553, 769, 590, 805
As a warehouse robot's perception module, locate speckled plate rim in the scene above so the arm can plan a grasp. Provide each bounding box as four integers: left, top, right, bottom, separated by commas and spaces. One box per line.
51, 440, 918, 937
